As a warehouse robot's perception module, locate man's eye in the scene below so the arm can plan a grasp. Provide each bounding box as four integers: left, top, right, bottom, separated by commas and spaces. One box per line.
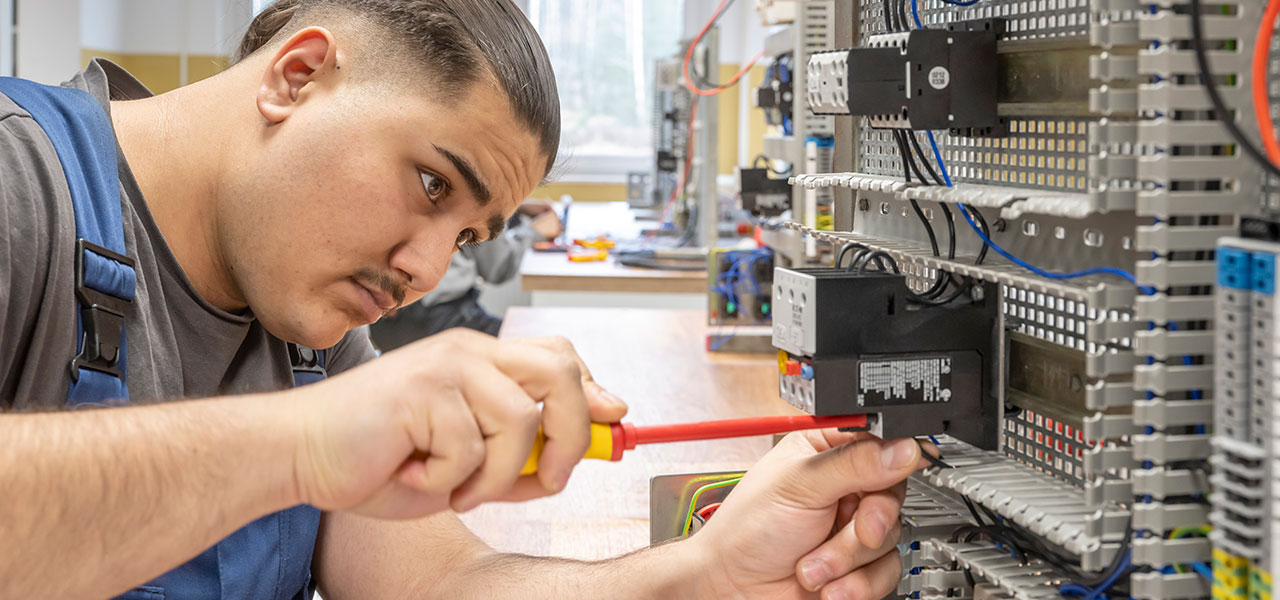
420, 171, 447, 201
456, 229, 479, 248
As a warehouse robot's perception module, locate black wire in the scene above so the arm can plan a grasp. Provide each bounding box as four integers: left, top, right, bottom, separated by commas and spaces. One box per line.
881, 0, 897, 32
908, 200, 941, 257
856, 251, 901, 275
895, 0, 909, 36
893, 131, 912, 184
908, 133, 947, 186
970, 207, 990, 266
835, 242, 868, 268
1188, 0, 1280, 179
689, 0, 738, 89
849, 248, 888, 272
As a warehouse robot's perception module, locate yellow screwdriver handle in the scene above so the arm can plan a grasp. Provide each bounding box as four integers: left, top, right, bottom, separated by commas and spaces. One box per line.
520, 422, 617, 475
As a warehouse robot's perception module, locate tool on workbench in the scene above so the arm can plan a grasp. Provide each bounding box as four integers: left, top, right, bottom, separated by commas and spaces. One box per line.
519, 414, 869, 475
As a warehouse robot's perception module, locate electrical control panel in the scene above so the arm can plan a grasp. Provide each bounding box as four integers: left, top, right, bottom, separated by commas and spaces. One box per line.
763, 1, 1278, 600
659, 1, 1280, 599
772, 267, 1000, 447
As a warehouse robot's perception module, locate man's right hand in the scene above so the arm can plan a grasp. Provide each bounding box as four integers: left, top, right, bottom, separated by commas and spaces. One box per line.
283, 328, 600, 519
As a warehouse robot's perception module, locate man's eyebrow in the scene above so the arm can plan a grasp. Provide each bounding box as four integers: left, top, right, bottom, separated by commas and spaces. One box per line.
485, 214, 506, 242
434, 144, 492, 206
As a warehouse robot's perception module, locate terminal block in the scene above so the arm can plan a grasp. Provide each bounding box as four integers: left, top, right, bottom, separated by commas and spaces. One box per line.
771, 267, 1000, 449
806, 19, 1001, 131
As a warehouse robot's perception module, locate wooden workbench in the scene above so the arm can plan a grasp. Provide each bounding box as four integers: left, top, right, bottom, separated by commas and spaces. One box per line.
519, 249, 707, 294
457, 308, 795, 560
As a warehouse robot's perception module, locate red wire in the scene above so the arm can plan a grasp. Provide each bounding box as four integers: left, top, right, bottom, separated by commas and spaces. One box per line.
631, 414, 869, 446
681, 0, 766, 97
696, 502, 723, 521
1255, 0, 1280, 166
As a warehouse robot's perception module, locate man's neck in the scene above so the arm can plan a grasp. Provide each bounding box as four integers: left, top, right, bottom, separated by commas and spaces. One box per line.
110, 79, 248, 312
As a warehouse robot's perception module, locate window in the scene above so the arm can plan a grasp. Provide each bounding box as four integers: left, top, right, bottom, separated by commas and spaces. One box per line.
526, 0, 684, 181
0, 0, 12, 77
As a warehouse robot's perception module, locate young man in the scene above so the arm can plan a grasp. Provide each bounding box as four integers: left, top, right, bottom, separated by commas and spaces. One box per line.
0, 1, 924, 598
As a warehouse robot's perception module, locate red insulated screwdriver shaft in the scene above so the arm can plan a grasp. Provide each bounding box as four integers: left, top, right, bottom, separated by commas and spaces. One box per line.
630, 414, 869, 445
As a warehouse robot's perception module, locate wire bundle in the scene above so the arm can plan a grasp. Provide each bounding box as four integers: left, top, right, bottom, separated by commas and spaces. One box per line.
712, 248, 773, 318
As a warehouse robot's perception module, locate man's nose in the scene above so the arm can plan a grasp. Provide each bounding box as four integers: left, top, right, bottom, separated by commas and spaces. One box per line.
389, 239, 451, 295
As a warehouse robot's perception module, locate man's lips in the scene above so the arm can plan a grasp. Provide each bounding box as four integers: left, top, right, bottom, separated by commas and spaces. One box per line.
351, 278, 396, 324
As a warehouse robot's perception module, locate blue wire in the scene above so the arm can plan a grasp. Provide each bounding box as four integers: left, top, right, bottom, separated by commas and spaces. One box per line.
928, 435, 941, 445
925, 131, 954, 186
911, 0, 923, 28
1189, 561, 1213, 582
954, 204, 1152, 290
1060, 551, 1131, 600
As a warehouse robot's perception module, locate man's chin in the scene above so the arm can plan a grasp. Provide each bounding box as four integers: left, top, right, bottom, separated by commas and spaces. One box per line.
260, 315, 352, 350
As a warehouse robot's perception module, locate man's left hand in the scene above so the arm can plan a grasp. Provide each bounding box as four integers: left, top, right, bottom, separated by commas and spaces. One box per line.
689, 431, 928, 599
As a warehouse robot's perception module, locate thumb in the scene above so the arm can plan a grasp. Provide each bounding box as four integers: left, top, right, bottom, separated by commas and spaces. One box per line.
584, 381, 628, 422
784, 437, 922, 509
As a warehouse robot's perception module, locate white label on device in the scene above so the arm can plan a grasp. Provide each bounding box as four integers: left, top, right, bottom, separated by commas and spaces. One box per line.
928, 66, 950, 90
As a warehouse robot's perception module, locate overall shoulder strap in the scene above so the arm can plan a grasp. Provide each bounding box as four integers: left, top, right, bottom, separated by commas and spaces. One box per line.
288, 343, 327, 387
0, 77, 136, 405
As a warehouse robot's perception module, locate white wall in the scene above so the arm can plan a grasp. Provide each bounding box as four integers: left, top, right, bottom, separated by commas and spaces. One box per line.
16, 0, 80, 83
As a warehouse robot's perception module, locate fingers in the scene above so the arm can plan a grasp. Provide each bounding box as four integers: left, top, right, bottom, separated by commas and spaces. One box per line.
514, 336, 628, 422
818, 548, 903, 600
585, 380, 628, 422
850, 486, 905, 553
782, 437, 922, 509
398, 387, 485, 498
450, 363, 541, 512
797, 498, 902, 592
492, 339, 590, 492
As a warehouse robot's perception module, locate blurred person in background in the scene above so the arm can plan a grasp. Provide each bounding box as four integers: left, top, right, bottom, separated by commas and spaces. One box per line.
370, 200, 563, 348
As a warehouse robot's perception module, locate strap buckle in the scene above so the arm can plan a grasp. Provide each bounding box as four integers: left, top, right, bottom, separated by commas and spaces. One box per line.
288, 344, 326, 377
69, 239, 135, 382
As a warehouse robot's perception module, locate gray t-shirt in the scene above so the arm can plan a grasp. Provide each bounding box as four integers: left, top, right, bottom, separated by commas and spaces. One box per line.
0, 59, 376, 410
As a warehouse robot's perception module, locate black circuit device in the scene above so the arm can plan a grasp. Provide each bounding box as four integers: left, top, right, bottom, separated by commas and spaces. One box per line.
772, 267, 1000, 449
811, 19, 1002, 132
736, 167, 792, 217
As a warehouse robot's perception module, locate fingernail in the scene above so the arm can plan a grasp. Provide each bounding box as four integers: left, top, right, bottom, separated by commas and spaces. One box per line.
860, 507, 892, 547
881, 439, 916, 470
826, 587, 849, 600
603, 390, 626, 408
799, 559, 831, 590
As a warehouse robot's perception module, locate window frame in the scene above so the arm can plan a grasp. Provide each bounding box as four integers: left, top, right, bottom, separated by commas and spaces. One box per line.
0, 0, 13, 77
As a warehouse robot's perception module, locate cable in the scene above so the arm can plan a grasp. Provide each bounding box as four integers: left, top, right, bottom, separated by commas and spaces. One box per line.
682, 477, 742, 535
1189, 0, 1280, 179
835, 242, 869, 268
682, 0, 765, 97
955, 203, 1152, 291
1253, 0, 1280, 165
883, 0, 899, 32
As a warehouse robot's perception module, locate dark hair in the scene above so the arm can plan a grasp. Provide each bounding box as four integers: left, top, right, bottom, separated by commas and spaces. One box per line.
233, 0, 560, 176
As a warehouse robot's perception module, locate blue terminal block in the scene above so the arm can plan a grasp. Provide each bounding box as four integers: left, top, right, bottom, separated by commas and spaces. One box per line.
1253, 252, 1276, 296
1217, 246, 1252, 290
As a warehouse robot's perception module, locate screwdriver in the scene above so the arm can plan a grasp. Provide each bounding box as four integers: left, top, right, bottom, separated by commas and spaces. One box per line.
520, 414, 869, 475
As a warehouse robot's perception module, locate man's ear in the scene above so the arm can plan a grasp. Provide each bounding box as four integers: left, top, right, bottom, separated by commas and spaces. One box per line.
257, 26, 340, 124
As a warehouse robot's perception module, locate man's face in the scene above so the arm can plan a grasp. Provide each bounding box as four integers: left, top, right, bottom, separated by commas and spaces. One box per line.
222, 74, 544, 349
